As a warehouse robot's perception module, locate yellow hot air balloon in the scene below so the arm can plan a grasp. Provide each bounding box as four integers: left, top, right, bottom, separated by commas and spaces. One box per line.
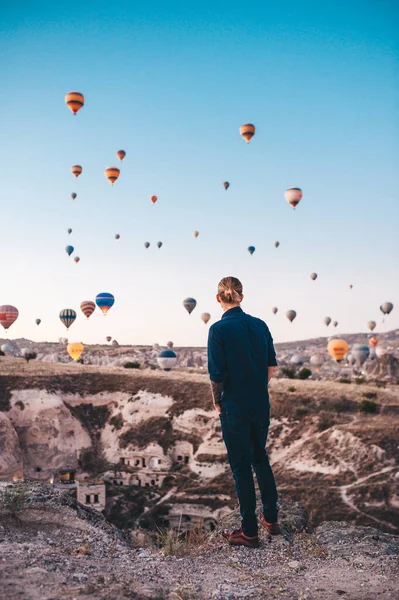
65, 92, 84, 115
105, 167, 120, 185
116, 150, 126, 161
327, 339, 349, 363
71, 165, 83, 178
239, 123, 256, 143
67, 342, 84, 361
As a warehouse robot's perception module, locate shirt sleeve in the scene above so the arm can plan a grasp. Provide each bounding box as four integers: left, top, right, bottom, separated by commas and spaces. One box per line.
207, 325, 226, 383
265, 325, 278, 367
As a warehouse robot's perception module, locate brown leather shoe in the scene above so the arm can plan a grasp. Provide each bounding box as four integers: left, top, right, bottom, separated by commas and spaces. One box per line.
222, 527, 259, 548
259, 514, 281, 535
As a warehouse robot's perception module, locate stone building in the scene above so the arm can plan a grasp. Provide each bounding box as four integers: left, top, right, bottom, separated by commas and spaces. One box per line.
77, 480, 106, 511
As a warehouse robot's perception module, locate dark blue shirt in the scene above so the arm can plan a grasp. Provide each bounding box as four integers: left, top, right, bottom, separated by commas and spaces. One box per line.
207, 307, 277, 405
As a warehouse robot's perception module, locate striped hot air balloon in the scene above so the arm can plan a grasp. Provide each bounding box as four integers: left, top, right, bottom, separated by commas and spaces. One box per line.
80, 301, 96, 319
239, 123, 256, 143
65, 92, 84, 115
59, 309, 77, 330
104, 167, 120, 185
116, 150, 126, 161
95, 293, 115, 315
0, 305, 19, 330
71, 165, 83, 178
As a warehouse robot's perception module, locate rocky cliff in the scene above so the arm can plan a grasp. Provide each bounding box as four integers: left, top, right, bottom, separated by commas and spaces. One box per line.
0, 482, 398, 600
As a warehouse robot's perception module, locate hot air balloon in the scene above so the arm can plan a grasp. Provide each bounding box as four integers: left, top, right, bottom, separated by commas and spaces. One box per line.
248, 246, 255, 255
369, 337, 378, 348
59, 309, 77, 330
349, 284, 353, 289
67, 342, 84, 361
96, 293, 115, 315
167, 341, 174, 350
35, 319, 41, 326
74, 256, 80, 264
71, 193, 77, 200
333, 321, 338, 328
157, 241, 163, 248
65, 245, 74, 256
290, 354, 304, 367
71, 165, 82, 178
272, 307, 278, 315
1, 343, 12, 355
286, 310, 297, 323
144, 242, 150, 249
368, 321, 376, 332
194, 231, 199, 238
183, 298, 197, 315
284, 188, 302, 209
106, 336, 112, 342
346, 353, 356, 366
239, 123, 256, 143
375, 346, 387, 359
157, 349, 177, 371
380, 302, 393, 315
65, 92, 84, 115
104, 167, 120, 185
115, 234, 120, 240
116, 150, 126, 161
201, 312, 211, 325
80, 301, 96, 319
0, 305, 19, 331
223, 182, 230, 190
327, 339, 348, 363
67, 228, 72, 235
310, 273, 318, 281
150, 195, 158, 204
274, 241, 280, 248
310, 354, 324, 369
324, 317, 331, 327
352, 344, 370, 367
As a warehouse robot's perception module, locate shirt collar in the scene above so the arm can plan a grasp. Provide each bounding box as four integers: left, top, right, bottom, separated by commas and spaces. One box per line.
222, 306, 244, 319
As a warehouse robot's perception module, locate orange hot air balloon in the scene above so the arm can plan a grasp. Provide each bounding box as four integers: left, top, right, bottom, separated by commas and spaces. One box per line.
116, 150, 126, 161
284, 188, 302, 209
67, 342, 84, 361
65, 92, 84, 115
71, 165, 83, 178
327, 339, 349, 363
104, 167, 120, 185
239, 123, 256, 143
369, 337, 378, 347
150, 195, 158, 204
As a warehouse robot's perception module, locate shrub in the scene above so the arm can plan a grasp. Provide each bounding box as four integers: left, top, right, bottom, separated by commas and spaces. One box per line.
0, 484, 28, 514
281, 367, 296, 379
288, 386, 296, 393
375, 380, 386, 388
317, 412, 335, 431
333, 395, 354, 413
355, 378, 365, 385
295, 406, 308, 417
359, 399, 379, 414
298, 367, 312, 380
23, 351, 37, 363
78, 445, 109, 475
124, 361, 141, 369
339, 378, 351, 384
15, 400, 25, 411
363, 391, 377, 400
0, 350, 4, 357
110, 413, 124, 430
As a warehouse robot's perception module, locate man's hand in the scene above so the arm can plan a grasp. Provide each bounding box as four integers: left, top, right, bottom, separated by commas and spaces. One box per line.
213, 402, 222, 414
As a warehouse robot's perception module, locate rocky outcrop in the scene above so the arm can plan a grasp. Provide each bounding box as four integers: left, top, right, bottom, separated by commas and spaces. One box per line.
0, 482, 398, 600
0, 413, 22, 479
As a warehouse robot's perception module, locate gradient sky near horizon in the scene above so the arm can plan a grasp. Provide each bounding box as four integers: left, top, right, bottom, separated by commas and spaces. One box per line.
1, 0, 398, 347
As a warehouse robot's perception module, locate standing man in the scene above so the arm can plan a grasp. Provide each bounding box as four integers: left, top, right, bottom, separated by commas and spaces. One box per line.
208, 276, 280, 548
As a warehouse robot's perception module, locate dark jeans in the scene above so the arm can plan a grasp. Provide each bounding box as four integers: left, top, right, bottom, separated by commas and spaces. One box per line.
220, 400, 278, 537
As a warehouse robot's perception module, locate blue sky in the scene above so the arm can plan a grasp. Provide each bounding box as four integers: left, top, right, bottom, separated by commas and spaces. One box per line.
1, 0, 398, 346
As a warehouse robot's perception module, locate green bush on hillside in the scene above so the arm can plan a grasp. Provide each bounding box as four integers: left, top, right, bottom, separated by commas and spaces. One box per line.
298, 367, 312, 380
124, 362, 141, 369
359, 399, 379, 414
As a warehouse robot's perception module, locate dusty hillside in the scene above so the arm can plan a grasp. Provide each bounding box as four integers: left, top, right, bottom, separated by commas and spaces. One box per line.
0, 359, 398, 534
0, 482, 398, 600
